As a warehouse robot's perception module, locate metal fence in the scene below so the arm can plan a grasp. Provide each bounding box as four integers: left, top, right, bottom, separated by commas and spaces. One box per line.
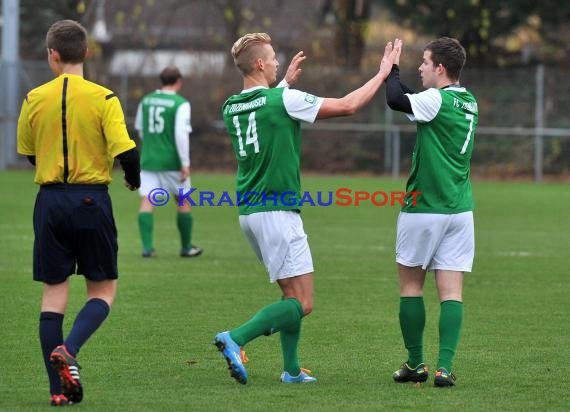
2, 59, 570, 181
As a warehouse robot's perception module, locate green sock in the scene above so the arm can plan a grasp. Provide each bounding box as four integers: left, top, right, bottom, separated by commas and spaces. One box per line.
438, 300, 463, 371
230, 298, 303, 347
138, 212, 154, 251
399, 296, 425, 368
280, 318, 301, 376
177, 212, 193, 250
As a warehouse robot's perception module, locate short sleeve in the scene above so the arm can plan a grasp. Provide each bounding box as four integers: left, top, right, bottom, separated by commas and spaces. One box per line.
17, 98, 34, 155
405, 88, 442, 123
282, 88, 324, 123
103, 95, 136, 157
134, 102, 143, 134
176, 101, 192, 135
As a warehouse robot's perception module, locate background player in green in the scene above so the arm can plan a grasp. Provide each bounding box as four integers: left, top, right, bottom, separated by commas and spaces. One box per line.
17, 20, 140, 406
385, 37, 478, 387
135, 66, 203, 258
213, 32, 399, 384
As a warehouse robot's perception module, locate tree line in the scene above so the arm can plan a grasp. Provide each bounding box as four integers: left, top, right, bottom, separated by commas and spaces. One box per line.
19, 0, 570, 68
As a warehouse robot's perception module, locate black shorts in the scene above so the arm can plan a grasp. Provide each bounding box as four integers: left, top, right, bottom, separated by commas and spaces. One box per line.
33, 184, 118, 284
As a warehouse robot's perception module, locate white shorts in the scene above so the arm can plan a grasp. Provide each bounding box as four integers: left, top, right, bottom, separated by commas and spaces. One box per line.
239, 211, 314, 283
139, 170, 191, 196
396, 211, 474, 272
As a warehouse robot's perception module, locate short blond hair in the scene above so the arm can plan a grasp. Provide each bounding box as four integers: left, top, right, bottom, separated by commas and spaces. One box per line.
231, 33, 272, 75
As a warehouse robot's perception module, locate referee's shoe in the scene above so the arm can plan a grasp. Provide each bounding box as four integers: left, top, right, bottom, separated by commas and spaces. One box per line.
50, 345, 83, 404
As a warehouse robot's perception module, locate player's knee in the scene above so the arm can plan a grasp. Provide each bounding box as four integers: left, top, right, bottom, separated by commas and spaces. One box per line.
86, 280, 117, 306
101, 295, 115, 307
88, 294, 115, 307
439, 293, 462, 302
400, 284, 423, 296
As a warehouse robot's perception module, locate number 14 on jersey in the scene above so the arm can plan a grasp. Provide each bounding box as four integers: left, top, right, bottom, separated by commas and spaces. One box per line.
233, 112, 260, 157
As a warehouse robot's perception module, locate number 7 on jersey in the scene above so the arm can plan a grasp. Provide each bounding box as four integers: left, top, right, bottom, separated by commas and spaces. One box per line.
460, 113, 475, 155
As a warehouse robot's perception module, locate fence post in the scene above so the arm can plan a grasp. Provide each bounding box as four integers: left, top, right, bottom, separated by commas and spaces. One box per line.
384, 104, 393, 174
534, 64, 544, 182
120, 71, 129, 117
1, 0, 20, 170
392, 129, 400, 179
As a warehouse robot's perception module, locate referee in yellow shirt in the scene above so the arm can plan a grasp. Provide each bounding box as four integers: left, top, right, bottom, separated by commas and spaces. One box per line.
17, 20, 140, 407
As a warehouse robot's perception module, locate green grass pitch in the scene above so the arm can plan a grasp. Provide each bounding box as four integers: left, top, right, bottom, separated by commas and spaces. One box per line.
0, 170, 568, 411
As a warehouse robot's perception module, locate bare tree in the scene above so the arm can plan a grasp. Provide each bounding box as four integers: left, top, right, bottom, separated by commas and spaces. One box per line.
324, 0, 371, 69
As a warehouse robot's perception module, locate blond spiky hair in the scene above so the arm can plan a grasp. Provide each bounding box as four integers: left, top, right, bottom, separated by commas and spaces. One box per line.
231, 33, 272, 75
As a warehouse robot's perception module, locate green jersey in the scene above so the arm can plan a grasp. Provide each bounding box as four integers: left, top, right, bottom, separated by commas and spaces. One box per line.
402, 86, 478, 213
222, 86, 322, 215
136, 90, 191, 171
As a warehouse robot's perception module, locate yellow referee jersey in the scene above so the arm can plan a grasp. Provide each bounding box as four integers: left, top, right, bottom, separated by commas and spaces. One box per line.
17, 73, 136, 185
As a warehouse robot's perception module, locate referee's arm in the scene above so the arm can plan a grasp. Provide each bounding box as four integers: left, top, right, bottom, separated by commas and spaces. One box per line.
115, 148, 141, 190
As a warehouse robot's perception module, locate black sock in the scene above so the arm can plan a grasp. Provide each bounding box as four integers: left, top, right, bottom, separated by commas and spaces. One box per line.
64, 298, 110, 357
39, 311, 64, 395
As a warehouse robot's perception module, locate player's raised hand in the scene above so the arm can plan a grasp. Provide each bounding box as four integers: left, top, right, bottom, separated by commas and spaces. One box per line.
379, 40, 394, 76
379, 38, 401, 77
284, 51, 307, 86
393, 38, 403, 66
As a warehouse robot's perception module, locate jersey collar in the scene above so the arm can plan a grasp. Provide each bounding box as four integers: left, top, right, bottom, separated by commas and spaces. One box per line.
442, 84, 466, 92
241, 86, 268, 93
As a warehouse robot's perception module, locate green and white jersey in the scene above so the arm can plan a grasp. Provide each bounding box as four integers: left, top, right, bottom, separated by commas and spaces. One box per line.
403, 86, 478, 213
222, 86, 323, 215
135, 90, 192, 171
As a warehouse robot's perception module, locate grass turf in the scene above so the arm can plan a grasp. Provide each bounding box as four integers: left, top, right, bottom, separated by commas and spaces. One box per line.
0, 170, 568, 411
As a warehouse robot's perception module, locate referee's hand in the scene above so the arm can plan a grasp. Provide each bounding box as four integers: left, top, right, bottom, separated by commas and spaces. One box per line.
124, 179, 139, 191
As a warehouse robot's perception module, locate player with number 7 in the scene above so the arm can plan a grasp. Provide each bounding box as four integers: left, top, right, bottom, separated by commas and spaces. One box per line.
385, 37, 478, 387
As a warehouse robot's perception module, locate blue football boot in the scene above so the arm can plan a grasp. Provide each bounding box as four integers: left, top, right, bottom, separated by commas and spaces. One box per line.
213, 331, 248, 384
280, 368, 317, 383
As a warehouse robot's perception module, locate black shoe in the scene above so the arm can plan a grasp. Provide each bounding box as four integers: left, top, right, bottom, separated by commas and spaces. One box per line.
180, 246, 203, 257
49, 345, 83, 404
434, 367, 456, 387
393, 362, 429, 383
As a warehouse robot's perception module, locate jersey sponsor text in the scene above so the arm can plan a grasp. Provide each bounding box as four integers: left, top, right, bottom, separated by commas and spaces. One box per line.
453, 98, 478, 114
225, 96, 267, 114
143, 97, 177, 107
